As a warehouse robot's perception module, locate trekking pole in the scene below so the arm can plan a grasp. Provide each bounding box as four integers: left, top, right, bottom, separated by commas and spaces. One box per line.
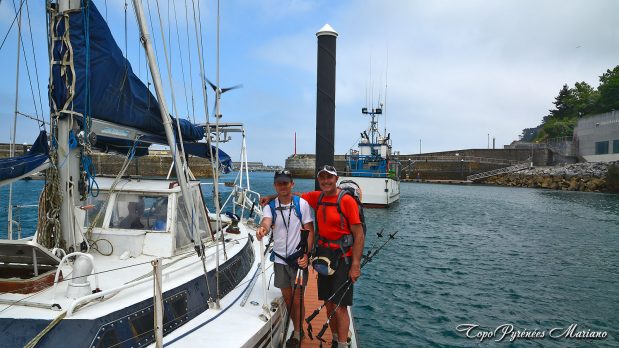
281, 229, 310, 346
298, 229, 309, 340
306, 230, 398, 340
282, 268, 302, 346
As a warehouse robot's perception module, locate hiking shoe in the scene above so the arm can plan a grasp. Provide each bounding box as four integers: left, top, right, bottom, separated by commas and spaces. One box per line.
285, 337, 300, 348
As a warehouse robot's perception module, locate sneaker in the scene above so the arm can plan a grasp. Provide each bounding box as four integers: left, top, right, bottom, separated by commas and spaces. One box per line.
285, 337, 300, 348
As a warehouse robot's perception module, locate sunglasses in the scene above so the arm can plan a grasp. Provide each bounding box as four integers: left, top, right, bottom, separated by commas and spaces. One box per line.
275, 169, 291, 176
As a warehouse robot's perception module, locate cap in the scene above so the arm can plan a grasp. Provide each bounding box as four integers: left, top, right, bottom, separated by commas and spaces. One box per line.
274, 169, 293, 183
317, 165, 337, 177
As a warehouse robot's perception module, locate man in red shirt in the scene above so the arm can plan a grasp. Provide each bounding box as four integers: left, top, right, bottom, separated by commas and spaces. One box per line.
303, 165, 365, 348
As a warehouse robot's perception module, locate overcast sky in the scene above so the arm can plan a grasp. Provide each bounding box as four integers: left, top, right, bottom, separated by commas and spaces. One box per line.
1, 0, 618, 165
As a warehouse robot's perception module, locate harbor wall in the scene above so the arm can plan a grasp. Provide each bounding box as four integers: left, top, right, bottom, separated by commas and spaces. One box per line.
0, 144, 214, 178
286, 154, 347, 178
286, 148, 551, 180
94, 153, 214, 178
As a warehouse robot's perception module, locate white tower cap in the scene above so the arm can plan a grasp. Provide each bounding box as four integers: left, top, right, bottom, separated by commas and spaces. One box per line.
316, 24, 338, 37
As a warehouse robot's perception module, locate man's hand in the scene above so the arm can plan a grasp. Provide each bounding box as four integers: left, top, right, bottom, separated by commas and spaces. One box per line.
256, 226, 268, 241
259, 195, 275, 207
297, 254, 308, 269
349, 263, 361, 283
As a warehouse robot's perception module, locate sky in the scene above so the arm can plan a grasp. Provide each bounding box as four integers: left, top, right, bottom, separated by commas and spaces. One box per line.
1, 0, 618, 166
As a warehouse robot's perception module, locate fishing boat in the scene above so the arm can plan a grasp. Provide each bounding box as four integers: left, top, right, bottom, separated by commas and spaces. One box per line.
0, 1, 286, 347
339, 106, 400, 208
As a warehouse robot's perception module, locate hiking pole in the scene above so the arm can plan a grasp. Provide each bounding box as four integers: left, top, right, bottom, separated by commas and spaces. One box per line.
298, 229, 309, 340
306, 230, 398, 340
281, 229, 309, 346
282, 268, 302, 346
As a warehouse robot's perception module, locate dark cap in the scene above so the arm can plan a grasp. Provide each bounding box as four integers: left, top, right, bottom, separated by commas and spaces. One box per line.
317, 165, 337, 177
274, 169, 293, 183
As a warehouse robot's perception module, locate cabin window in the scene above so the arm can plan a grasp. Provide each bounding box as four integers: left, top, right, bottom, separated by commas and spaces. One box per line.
613, 140, 619, 153
83, 193, 109, 228
110, 194, 168, 230
175, 191, 210, 250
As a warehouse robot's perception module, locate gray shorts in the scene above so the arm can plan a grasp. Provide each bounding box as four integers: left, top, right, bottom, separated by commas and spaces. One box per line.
274, 263, 309, 288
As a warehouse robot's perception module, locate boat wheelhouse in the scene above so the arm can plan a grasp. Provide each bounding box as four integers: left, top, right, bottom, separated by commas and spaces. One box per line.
340, 107, 400, 208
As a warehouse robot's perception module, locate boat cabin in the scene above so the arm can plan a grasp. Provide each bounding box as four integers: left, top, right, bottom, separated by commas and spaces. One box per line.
79, 177, 215, 258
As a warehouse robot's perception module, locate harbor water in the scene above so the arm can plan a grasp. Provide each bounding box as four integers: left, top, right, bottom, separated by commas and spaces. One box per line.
1, 172, 618, 347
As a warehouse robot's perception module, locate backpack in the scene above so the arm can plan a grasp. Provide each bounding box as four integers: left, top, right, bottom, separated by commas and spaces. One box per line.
266, 195, 304, 268
316, 180, 367, 237
267, 195, 303, 226
312, 180, 366, 268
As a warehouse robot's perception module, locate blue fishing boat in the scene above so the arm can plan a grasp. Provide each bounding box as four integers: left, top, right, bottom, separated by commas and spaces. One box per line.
339, 106, 400, 208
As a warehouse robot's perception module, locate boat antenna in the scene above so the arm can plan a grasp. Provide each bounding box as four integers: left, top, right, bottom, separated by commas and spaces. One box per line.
384, 48, 389, 137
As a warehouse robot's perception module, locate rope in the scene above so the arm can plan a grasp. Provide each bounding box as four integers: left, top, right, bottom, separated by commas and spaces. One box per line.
183, 0, 196, 123
23, 0, 45, 130
39, 7, 63, 249
24, 311, 67, 348
0, 0, 25, 52
171, 0, 190, 121
84, 137, 142, 247
190, 0, 209, 122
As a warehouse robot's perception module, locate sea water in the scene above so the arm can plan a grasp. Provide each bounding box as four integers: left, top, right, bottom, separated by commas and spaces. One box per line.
2, 172, 618, 347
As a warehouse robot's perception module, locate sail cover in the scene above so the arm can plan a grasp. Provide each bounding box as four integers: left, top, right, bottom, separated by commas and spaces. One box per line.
51, 1, 205, 146
0, 131, 50, 186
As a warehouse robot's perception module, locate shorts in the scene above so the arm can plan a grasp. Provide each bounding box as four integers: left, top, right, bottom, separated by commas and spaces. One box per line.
317, 258, 353, 306
274, 263, 308, 288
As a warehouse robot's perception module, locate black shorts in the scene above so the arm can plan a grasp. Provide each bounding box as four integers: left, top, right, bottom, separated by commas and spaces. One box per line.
317, 258, 353, 306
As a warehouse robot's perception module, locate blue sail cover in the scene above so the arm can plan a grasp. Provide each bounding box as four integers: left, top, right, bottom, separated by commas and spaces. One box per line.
51, 1, 205, 147
0, 131, 50, 185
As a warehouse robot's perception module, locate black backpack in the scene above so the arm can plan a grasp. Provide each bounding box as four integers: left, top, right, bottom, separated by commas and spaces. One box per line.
316, 180, 367, 240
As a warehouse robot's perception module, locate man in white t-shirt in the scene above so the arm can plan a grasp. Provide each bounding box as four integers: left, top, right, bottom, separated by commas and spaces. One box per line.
257, 169, 314, 348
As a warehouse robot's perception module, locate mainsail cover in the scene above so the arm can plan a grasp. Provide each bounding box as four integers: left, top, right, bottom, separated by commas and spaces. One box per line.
0, 131, 50, 186
50, 1, 232, 170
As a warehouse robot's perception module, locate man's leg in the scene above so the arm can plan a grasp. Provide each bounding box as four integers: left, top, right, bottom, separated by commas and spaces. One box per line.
325, 301, 339, 337
334, 304, 350, 344
282, 287, 302, 333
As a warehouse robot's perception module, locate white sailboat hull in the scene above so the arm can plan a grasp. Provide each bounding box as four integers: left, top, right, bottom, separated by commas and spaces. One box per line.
339, 176, 400, 208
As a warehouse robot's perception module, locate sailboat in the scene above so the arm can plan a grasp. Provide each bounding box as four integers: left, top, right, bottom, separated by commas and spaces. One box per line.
0, 1, 285, 347
339, 106, 400, 208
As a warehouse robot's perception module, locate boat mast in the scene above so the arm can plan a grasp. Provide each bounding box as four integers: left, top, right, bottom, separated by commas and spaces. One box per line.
8, 3, 23, 240
131, 0, 199, 246
56, 0, 85, 251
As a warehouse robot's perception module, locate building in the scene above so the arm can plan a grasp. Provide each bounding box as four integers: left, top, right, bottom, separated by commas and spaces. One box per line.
574, 111, 619, 162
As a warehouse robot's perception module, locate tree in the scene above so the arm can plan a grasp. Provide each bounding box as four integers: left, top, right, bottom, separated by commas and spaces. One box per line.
593, 65, 619, 113
572, 81, 598, 116
546, 84, 577, 121
519, 127, 540, 142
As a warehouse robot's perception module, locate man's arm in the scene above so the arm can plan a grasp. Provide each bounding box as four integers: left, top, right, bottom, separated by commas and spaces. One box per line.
297, 221, 315, 269
259, 192, 308, 206
348, 223, 364, 283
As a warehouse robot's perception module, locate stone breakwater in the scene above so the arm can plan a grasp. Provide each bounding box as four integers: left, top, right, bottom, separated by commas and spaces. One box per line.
481, 162, 619, 193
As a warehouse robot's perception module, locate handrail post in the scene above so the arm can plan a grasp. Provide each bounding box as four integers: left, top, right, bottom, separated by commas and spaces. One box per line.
152, 259, 164, 348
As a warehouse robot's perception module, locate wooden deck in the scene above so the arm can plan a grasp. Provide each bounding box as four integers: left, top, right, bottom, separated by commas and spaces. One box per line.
301, 268, 332, 347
